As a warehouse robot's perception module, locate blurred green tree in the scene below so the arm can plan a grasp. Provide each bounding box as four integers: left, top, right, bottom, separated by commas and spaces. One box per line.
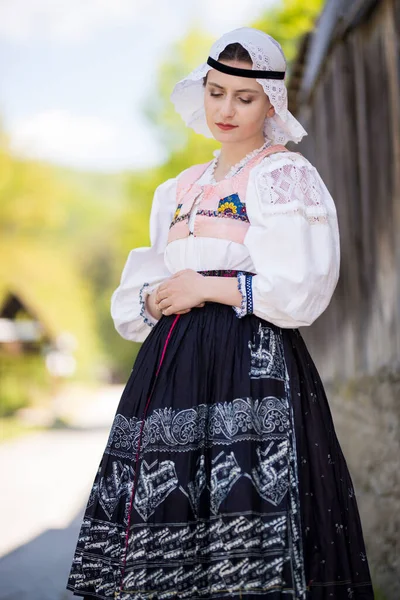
0, 131, 101, 383
253, 0, 324, 66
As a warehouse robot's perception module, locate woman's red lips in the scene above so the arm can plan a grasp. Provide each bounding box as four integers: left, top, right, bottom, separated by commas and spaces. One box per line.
216, 123, 238, 131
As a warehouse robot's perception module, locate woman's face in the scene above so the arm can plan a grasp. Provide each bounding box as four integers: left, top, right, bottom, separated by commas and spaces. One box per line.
204, 60, 275, 144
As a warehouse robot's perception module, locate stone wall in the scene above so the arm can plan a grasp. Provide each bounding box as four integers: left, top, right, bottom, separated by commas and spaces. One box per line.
325, 373, 400, 598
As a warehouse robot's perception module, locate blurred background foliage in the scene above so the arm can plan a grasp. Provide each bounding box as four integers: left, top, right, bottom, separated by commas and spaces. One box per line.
0, 0, 323, 420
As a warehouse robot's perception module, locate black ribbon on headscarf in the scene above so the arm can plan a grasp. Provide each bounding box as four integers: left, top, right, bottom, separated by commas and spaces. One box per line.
207, 57, 285, 80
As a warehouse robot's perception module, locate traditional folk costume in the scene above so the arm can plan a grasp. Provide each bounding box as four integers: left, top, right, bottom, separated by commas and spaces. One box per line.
67, 28, 374, 600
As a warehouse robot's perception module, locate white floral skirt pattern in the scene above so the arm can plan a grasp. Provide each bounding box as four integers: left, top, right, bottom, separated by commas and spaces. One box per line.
67, 302, 374, 600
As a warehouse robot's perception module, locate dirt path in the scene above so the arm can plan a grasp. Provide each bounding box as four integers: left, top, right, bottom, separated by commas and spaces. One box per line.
0, 384, 124, 600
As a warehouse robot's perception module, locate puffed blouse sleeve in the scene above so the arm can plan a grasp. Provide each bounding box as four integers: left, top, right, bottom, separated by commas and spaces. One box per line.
110, 178, 177, 342
243, 152, 340, 327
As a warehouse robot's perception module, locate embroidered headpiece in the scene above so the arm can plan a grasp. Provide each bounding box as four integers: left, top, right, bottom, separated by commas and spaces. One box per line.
170, 27, 307, 145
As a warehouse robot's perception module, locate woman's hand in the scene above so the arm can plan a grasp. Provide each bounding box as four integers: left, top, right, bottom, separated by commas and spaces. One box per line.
155, 270, 206, 316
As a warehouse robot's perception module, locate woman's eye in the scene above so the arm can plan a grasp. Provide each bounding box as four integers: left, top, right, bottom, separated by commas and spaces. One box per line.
239, 98, 252, 104
210, 92, 222, 98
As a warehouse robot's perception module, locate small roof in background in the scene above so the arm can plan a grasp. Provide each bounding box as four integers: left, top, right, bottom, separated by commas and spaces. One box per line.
0, 292, 53, 344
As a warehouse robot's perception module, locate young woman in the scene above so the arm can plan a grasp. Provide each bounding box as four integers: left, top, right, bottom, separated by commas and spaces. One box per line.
67, 28, 374, 600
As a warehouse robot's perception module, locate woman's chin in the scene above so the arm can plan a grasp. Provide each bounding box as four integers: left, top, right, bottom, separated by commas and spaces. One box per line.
210, 127, 241, 144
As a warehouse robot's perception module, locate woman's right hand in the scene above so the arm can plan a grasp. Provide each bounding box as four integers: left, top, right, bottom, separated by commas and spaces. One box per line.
146, 284, 205, 318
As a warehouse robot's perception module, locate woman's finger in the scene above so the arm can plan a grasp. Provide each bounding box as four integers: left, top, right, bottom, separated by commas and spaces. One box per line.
156, 288, 171, 303
158, 298, 173, 310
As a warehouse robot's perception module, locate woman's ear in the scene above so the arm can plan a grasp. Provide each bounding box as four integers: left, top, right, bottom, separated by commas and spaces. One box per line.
266, 105, 275, 118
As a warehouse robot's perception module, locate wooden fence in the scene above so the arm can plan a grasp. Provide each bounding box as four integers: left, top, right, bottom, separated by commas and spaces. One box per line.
291, 0, 400, 381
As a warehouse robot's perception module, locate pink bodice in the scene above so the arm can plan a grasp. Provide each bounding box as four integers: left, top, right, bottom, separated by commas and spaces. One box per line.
167, 144, 289, 245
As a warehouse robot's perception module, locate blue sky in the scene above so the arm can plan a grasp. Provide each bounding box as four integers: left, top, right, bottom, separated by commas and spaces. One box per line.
0, 0, 280, 172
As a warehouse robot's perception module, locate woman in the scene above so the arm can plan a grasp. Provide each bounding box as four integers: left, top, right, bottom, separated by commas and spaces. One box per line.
67, 27, 374, 600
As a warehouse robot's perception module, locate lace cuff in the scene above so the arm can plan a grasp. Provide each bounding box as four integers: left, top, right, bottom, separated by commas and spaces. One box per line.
139, 283, 159, 328
232, 272, 253, 319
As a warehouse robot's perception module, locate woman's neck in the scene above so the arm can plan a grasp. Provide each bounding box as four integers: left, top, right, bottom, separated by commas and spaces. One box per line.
217, 136, 267, 175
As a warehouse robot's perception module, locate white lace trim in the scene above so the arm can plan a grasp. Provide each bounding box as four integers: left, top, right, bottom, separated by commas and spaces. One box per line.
259, 206, 330, 225
232, 272, 247, 318
139, 283, 158, 327
243, 150, 338, 226
209, 140, 271, 183
257, 163, 323, 207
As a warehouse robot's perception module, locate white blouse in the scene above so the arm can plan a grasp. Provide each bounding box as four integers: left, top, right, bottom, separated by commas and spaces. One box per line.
110, 151, 340, 342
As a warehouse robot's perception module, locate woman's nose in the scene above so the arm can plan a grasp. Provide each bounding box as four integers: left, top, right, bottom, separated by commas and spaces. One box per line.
220, 96, 235, 119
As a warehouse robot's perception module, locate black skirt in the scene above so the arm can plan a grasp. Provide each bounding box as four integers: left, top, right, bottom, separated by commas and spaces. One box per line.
67, 302, 374, 600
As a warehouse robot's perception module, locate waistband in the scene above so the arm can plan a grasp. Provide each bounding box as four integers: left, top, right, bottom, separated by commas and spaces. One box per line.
198, 270, 255, 278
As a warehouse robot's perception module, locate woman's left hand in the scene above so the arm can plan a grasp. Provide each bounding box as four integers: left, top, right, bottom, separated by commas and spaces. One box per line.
155, 270, 206, 316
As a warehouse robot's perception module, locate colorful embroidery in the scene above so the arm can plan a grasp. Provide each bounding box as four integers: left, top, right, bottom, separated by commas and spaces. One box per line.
218, 193, 248, 218
169, 194, 249, 233
168, 146, 291, 245
198, 269, 254, 278
173, 203, 182, 221
196, 208, 249, 222
169, 210, 190, 229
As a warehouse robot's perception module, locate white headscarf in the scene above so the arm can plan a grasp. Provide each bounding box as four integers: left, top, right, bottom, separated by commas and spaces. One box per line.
170, 27, 307, 145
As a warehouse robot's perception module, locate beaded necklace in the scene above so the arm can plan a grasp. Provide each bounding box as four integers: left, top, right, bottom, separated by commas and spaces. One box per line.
209, 139, 272, 184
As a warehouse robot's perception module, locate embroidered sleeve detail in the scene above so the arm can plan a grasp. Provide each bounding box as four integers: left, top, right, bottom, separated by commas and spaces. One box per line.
139, 283, 158, 328
233, 272, 247, 319
257, 162, 322, 206
232, 272, 254, 319
245, 274, 253, 315
254, 154, 335, 224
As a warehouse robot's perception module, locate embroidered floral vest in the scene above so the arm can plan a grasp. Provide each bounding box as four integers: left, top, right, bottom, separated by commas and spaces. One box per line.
167, 144, 289, 245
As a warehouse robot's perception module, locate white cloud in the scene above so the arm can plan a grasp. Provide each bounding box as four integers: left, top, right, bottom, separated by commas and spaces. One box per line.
10, 110, 117, 158
0, 0, 283, 170
198, 0, 278, 35
0, 0, 141, 43
0, 0, 278, 44
7, 109, 163, 170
